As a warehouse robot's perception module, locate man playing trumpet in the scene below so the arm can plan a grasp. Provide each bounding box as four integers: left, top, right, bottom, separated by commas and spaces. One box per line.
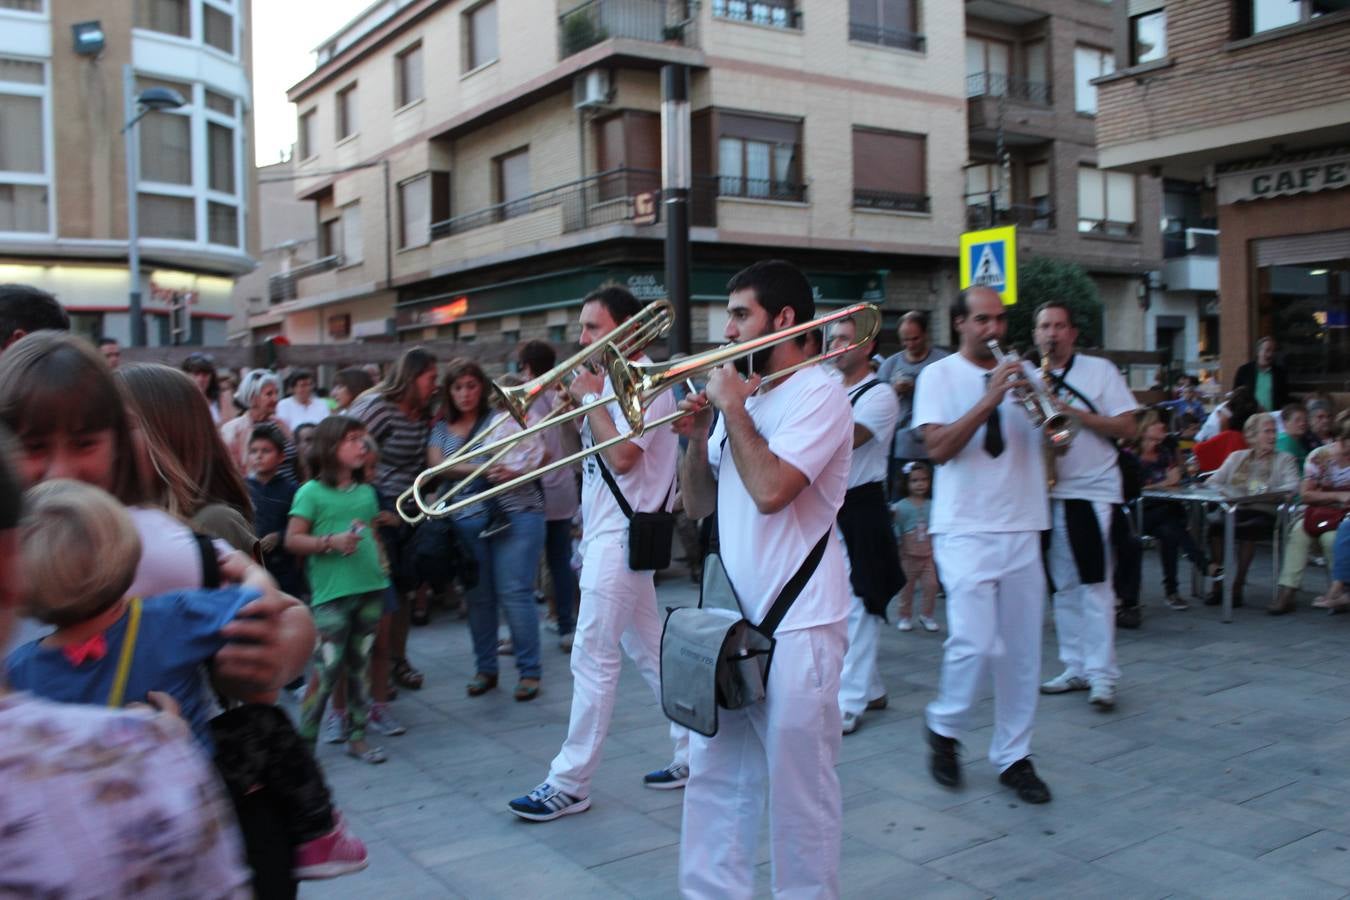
1033, 301, 1137, 711
913, 286, 1053, 805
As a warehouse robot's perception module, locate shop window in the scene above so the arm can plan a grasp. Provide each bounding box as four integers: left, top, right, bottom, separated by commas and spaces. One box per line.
1257, 259, 1350, 391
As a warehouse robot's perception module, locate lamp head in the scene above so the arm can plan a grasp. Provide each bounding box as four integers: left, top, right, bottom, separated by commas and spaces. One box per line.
136, 87, 186, 112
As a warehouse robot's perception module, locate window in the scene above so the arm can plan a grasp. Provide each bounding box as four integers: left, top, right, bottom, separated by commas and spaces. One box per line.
466, 2, 498, 72
207, 122, 234, 194
495, 147, 530, 219
336, 84, 357, 140
135, 0, 189, 37
1074, 46, 1115, 114
341, 204, 363, 263
716, 113, 803, 201
396, 42, 424, 107
1078, 166, 1136, 236
207, 201, 237, 246
0, 57, 49, 235
139, 194, 195, 239
319, 217, 341, 259
852, 128, 927, 212
711, 0, 799, 29
849, 0, 922, 51
203, 3, 233, 54
0, 184, 45, 232
0, 1, 44, 10
1028, 162, 1052, 228
1243, 0, 1346, 34
964, 164, 1007, 208
298, 109, 316, 159
1130, 11, 1167, 64
138, 98, 192, 185
548, 324, 566, 342
965, 36, 1011, 97
399, 175, 430, 248
1024, 41, 1048, 93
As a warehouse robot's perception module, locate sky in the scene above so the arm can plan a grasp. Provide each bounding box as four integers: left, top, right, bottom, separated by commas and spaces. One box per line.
251, 0, 373, 166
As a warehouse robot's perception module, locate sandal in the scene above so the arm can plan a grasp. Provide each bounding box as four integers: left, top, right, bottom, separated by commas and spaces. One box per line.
514, 678, 541, 702
392, 657, 424, 691
466, 672, 498, 696
346, 744, 387, 765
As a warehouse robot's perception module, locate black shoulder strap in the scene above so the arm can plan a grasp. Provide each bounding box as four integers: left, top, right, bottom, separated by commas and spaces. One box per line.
756, 529, 831, 637
193, 533, 222, 589
595, 456, 634, 519
849, 380, 883, 407
1045, 354, 1099, 415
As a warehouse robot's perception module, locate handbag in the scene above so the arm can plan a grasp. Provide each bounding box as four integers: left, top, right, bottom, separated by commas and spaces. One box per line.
595, 457, 677, 571
659, 530, 829, 737
1303, 505, 1347, 537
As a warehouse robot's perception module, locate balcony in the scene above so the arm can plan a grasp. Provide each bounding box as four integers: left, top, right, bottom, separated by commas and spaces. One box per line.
710, 0, 800, 30
965, 72, 1051, 105
964, 201, 1054, 232
855, 189, 930, 214
1163, 226, 1218, 258
267, 255, 343, 303
849, 21, 924, 52
1162, 227, 1219, 292
558, 0, 701, 58
716, 175, 807, 203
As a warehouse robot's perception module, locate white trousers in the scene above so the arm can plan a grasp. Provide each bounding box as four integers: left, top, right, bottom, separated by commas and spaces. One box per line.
1047, 499, 1120, 687
547, 538, 689, 797
679, 621, 848, 900
926, 531, 1045, 770
836, 532, 884, 717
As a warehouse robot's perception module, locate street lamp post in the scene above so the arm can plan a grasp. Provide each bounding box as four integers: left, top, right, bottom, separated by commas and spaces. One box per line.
122, 65, 185, 347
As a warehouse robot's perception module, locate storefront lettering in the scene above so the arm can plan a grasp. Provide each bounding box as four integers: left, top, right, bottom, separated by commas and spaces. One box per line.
1222, 152, 1350, 204
626, 274, 666, 301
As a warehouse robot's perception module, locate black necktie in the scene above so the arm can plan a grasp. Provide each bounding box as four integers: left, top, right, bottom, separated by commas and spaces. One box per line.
983, 375, 1004, 457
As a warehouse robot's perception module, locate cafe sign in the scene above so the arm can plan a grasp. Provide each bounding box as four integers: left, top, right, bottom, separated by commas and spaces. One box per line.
1218, 152, 1350, 205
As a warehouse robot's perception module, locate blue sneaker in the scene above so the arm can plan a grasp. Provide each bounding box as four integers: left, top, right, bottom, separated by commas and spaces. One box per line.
507, 783, 590, 821
642, 763, 689, 790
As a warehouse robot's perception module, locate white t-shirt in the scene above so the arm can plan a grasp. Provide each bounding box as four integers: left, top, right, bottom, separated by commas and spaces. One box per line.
1046, 354, 1138, 503
709, 365, 853, 631
845, 376, 900, 489
912, 352, 1049, 535
275, 395, 329, 432
127, 507, 231, 597
579, 358, 679, 552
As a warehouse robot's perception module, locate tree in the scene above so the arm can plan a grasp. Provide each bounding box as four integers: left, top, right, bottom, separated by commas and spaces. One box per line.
1003, 257, 1103, 352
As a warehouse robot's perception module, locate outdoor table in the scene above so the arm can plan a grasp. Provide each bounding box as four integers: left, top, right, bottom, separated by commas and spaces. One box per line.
1138, 484, 1294, 623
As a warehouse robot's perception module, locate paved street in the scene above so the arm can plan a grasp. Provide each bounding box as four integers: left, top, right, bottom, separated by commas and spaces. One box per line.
300, 550, 1350, 899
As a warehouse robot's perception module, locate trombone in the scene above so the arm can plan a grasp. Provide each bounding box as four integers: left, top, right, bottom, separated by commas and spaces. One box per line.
395, 300, 674, 523
410, 302, 881, 521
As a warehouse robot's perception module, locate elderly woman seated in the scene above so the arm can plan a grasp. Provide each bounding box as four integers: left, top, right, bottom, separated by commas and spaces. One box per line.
1204, 412, 1300, 607
1272, 414, 1350, 615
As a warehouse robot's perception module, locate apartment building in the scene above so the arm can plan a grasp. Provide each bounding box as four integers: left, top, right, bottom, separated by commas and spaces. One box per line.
963, 0, 1164, 356
253, 0, 970, 350
0, 0, 256, 346
1096, 0, 1350, 390
231, 157, 320, 341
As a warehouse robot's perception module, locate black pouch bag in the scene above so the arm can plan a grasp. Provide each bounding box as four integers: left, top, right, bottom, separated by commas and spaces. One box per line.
596, 457, 677, 571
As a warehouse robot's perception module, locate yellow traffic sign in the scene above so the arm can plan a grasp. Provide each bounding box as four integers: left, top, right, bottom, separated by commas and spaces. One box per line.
960, 225, 1017, 305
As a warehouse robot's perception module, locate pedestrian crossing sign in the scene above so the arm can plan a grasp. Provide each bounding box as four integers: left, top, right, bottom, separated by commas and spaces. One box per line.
960, 226, 1018, 305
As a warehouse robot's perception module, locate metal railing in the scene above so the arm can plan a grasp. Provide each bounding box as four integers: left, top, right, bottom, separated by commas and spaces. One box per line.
965, 72, 1052, 105
965, 201, 1055, 231
848, 21, 924, 52
855, 190, 930, 213
267, 254, 343, 303
1078, 218, 1138, 238
1163, 226, 1219, 258
711, 0, 800, 29
558, 0, 700, 57
430, 168, 667, 240
717, 175, 807, 202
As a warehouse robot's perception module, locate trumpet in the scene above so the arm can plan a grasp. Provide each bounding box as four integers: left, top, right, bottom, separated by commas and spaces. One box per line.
395, 300, 674, 524
986, 340, 1077, 451
409, 302, 882, 521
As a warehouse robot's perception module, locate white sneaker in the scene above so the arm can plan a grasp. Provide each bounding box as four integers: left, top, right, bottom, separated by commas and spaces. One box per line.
1040, 672, 1090, 694
321, 709, 349, 744
842, 712, 860, 735
919, 615, 940, 632
896, 617, 914, 632
1089, 682, 1117, 710
367, 702, 407, 737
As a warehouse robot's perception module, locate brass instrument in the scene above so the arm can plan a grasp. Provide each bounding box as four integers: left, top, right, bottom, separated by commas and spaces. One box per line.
395, 300, 675, 524
986, 339, 1077, 452
408, 302, 883, 521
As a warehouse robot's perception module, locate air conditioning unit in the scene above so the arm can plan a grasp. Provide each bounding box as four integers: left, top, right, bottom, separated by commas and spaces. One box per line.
573, 69, 612, 109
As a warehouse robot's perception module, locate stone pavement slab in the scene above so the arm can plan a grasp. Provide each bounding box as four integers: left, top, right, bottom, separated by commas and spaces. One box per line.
295, 552, 1350, 899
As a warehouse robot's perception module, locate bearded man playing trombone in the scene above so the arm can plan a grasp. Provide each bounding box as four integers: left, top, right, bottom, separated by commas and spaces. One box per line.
508, 284, 689, 822
674, 260, 854, 899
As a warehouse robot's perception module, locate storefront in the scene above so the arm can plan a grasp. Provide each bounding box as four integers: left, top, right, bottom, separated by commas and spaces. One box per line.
1216, 148, 1350, 393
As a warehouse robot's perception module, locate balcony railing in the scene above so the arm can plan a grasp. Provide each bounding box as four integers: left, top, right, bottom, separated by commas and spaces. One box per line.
964, 201, 1055, 231
1078, 218, 1138, 238
1163, 226, 1219, 258
848, 21, 924, 52
965, 72, 1052, 105
267, 254, 343, 303
855, 189, 930, 213
717, 175, 807, 203
559, 0, 700, 58
711, 0, 800, 30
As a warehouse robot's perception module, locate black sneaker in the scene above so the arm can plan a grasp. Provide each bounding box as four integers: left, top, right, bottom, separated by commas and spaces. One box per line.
926, 727, 962, 788
999, 757, 1051, 804
1116, 606, 1142, 629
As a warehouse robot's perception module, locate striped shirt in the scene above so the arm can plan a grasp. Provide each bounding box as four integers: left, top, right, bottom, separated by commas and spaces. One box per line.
350, 393, 430, 498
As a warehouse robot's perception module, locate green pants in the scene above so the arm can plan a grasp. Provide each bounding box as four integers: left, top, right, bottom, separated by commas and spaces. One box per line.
299, 591, 384, 744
